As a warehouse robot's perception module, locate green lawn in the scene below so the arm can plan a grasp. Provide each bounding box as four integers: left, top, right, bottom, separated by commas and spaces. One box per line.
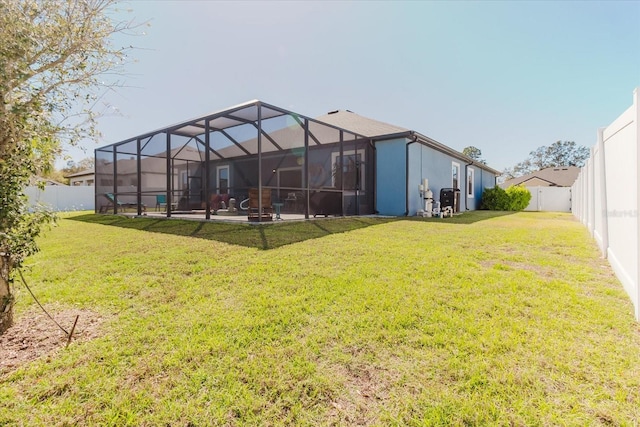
1, 211, 639, 426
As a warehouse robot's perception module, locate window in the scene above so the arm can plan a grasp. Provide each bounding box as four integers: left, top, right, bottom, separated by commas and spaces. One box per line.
467, 168, 475, 198
331, 150, 365, 191
452, 162, 460, 189
216, 165, 230, 194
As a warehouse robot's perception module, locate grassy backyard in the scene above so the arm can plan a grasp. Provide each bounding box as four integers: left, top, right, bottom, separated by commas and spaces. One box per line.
1, 211, 639, 426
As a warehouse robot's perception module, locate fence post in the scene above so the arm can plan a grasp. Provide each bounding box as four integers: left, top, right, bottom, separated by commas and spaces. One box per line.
597, 127, 608, 258
589, 149, 596, 236
634, 88, 640, 320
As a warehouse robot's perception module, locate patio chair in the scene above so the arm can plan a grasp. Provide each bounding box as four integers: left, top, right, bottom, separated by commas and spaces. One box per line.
209, 193, 230, 213
155, 194, 177, 211
101, 192, 146, 214
156, 194, 167, 211
247, 188, 273, 222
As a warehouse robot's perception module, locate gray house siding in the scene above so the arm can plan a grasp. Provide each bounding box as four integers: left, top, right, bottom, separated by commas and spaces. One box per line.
375, 138, 407, 216
376, 138, 497, 216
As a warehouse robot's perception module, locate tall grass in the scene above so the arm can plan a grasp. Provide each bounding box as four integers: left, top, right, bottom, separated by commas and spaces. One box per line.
1, 211, 638, 426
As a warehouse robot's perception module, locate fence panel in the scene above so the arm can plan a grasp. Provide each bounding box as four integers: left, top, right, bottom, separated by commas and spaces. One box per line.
524, 186, 571, 212
25, 186, 95, 212
573, 88, 639, 320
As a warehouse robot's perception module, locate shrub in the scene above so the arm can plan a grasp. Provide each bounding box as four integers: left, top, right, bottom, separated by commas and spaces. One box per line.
481, 185, 531, 211
505, 185, 532, 211
480, 186, 509, 210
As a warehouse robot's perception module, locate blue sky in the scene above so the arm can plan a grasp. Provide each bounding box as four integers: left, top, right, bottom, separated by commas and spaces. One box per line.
64, 0, 640, 172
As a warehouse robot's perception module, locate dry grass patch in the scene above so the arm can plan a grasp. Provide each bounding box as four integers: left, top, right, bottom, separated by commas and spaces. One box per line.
0, 306, 108, 375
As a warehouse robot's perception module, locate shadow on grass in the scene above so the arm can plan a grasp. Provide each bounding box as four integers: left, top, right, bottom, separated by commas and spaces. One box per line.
68, 214, 400, 250
407, 210, 517, 225
68, 210, 513, 250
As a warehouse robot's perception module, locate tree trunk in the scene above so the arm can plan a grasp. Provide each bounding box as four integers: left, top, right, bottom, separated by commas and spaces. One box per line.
0, 256, 13, 334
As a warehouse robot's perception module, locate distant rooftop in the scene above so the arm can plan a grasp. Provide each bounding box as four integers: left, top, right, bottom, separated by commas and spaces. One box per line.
64, 168, 95, 178
501, 166, 581, 188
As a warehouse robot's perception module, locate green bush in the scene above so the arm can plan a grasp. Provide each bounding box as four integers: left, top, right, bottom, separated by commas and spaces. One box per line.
481, 185, 531, 211
480, 186, 509, 210
505, 185, 532, 210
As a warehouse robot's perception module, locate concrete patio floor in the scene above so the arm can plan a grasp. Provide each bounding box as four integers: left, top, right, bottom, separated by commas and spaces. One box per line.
142, 210, 313, 224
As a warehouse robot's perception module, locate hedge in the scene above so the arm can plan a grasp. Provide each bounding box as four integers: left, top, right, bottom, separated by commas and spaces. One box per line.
480, 185, 531, 211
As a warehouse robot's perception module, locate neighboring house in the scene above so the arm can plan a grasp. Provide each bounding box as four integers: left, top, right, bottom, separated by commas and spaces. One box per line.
500, 166, 580, 213
95, 100, 500, 217
65, 168, 95, 186
500, 166, 581, 188
30, 176, 67, 186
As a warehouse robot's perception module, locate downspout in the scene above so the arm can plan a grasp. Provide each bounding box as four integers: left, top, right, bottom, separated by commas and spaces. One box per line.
405, 133, 418, 216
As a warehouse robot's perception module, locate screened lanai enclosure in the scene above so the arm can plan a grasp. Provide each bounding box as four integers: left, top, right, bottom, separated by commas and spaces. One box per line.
96, 101, 374, 221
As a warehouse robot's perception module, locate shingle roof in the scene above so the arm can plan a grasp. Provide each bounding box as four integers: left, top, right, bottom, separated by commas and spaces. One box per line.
315, 109, 501, 176
501, 166, 581, 188
30, 177, 67, 186
315, 110, 409, 138
64, 168, 95, 178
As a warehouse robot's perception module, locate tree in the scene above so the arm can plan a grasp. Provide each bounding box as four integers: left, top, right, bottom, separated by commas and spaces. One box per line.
63, 156, 96, 175
503, 141, 589, 179
462, 146, 486, 164
0, 0, 136, 333
41, 168, 69, 185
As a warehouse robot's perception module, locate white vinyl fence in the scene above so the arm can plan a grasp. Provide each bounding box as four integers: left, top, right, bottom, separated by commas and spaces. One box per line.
573, 88, 640, 320
25, 185, 94, 212
525, 186, 572, 212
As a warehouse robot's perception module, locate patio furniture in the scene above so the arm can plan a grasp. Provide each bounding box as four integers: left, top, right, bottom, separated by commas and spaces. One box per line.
273, 202, 284, 220
284, 192, 303, 213
101, 192, 146, 214
155, 194, 177, 211
155, 194, 166, 211
310, 190, 342, 217
247, 188, 273, 222
209, 193, 231, 213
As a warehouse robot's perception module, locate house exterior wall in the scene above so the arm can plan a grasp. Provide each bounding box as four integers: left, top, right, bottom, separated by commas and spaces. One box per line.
69, 174, 95, 186
408, 142, 423, 214
375, 138, 497, 216
466, 165, 488, 210
415, 144, 457, 213
412, 144, 494, 214
375, 138, 407, 216
521, 177, 552, 187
